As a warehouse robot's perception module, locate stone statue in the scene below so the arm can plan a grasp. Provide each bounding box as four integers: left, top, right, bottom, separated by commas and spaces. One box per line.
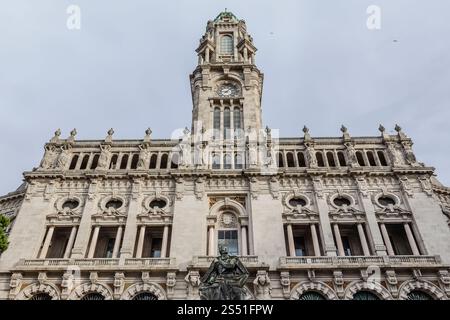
345, 142, 359, 167
387, 143, 404, 166
199, 245, 249, 300
40, 146, 57, 170
185, 271, 202, 299
97, 145, 111, 170
305, 144, 317, 168
402, 142, 419, 166
137, 146, 150, 169
253, 271, 271, 300
56, 146, 70, 170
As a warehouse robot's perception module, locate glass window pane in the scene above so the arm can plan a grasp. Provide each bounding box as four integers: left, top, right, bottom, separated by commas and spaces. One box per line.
221, 35, 233, 54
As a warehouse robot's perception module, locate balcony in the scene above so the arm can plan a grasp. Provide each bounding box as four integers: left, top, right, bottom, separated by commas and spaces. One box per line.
190, 256, 265, 269
279, 255, 442, 269
15, 257, 176, 271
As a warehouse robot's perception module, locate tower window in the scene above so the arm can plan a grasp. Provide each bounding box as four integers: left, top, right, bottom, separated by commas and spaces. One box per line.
224, 108, 231, 139
297, 152, 306, 167
213, 107, 221, 140
233, 107, 242, 138
220, 35, 233, 55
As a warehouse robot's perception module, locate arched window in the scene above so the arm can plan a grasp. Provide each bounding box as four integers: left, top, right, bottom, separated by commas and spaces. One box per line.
132, 292, 158, 301
277, 153, 284, 168
220, 35, 233, 54
223, 154, 232, 169
130, 154, 139, 169
234, 153, 243, 170
338, 152, 347, 167
81, 293, 105, 301
30, 293, 52, 300
69, 155, 79, 170
212, 153, 221, 169
213, 107, 221, 140
367, 151, 377, 166
171, 153, 179, 169
90, 154, 100, 170
352, 291, 380, 300
297, 152, 306, 167
316, 152, 325, 167
327, 152, 336, 167
287, 153, 295, 167
79, 155, 90, 170
224, 108, 231, 139
356, 152, 366, 166
299, 291, 326, 300
377, 151, 388, 166
109, 154, 118, 170
149, 154, 158, 169
233, 107, 242, 138
160, 153, 168, 169
120, 154, 129, 170
407, 291, 433, 300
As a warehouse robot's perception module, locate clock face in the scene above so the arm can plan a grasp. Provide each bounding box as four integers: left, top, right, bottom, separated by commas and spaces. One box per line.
218, 84, 238, 97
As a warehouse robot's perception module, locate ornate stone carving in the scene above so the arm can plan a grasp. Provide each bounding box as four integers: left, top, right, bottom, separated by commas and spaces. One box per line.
175, 177, 184, 200
49, 129, 61, 143
333, 270, 345, 298
114, 272, 125, 299
312, 176, 324, 198
438, 270, 450, 297
269, 176, 280, 199
96, 145, 112, 170
402, 141, 420, 166
418, 176, 433, 197
39, 145, 58, 170
166, 272, 177, 297
253, 270, 271, 300
385, 270, 398, 298
280, 271, 291, 298
9, 273, 23, 300
399, 176, 414, 198
195, 177, 205, 200
56, 146, 71, 170
305, 143, 317, 168
185, 271, 201, 300
355, 176, 369, 198
249, 177, 259, 200
137, 145, 151, 170
61, 270, 76, 300
387, 142, 405, 167
345, 142, 359, 167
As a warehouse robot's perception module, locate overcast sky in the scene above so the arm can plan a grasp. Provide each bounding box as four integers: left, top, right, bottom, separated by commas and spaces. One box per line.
1, 0, 449, 195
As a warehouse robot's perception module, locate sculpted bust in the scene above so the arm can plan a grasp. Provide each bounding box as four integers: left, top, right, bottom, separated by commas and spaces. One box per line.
199, 245, 249, 300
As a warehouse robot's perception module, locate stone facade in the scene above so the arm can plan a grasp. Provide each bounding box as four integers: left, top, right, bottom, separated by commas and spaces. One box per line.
0, 11, 450, 300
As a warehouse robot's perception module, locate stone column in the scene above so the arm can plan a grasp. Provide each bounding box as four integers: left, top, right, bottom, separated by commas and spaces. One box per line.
87, 226, 100, 259
333, 224, 345, 257
39, 226, 55, 259
357, 223, 371, 256
161, 225, 170, 258
404, 223, 420, 256
119, 182, 143, 260
310, 224, 321, 256
63, 226, 78, 259
379, 223, 395, 256
135, 225, 146, 258
208, 226, 215, 256
358, 192, 387, 255
241, 226, 248, 256
286, 224, 296, 257
112, 226, 123, 258
71, 182, 98, 258
314, 193, 337, 256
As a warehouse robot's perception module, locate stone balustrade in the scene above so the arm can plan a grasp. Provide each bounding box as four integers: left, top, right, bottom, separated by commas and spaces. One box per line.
279, 255, 442, 268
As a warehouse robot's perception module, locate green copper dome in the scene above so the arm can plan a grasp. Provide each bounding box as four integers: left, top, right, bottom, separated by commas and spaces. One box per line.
214, 10, 238, 22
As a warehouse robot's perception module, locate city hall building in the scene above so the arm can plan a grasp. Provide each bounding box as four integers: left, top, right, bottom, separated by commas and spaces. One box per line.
1, 11, 450, 300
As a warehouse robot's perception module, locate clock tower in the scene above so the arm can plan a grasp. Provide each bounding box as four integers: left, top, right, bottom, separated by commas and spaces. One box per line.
190, 11, 264, 140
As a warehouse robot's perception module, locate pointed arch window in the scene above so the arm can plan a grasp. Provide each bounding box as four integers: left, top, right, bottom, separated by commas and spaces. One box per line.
220, 35, 234, 55
213, 107, 221, 140
233, 107, 242, 138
